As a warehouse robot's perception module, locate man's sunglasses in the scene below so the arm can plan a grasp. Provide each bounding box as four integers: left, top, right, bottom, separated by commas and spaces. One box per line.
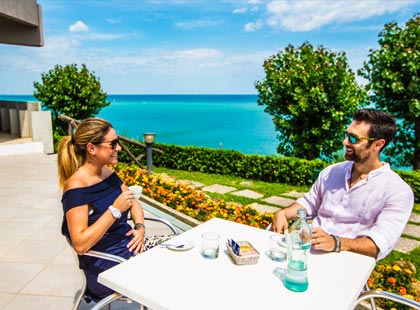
97, 137, 120, 149
344, 132, 376, 144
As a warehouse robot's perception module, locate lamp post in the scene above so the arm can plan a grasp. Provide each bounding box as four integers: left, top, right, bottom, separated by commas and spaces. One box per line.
143, 133, 156, 176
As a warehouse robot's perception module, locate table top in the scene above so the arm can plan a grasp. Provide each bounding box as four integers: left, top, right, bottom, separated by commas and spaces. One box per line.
98, 218, 375, 310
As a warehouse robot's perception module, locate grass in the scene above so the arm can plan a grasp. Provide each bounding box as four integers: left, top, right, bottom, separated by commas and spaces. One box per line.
153, 166, 310, 208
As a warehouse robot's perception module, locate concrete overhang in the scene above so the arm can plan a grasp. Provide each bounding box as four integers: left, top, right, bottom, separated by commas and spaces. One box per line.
0, 0, 44, 47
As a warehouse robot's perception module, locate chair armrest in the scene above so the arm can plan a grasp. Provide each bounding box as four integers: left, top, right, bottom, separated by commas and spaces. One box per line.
355, 290, 420, 309
144, 216, 179, 235
84, 251, 127, 263
83, 218, 179, 262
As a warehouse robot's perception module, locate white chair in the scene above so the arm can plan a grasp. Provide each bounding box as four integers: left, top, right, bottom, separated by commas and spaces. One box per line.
354, 290, 420, 309
68, 217, 179, 310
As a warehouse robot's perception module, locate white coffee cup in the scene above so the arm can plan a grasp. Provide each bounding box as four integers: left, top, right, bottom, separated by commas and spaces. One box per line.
128, 185, 143, 200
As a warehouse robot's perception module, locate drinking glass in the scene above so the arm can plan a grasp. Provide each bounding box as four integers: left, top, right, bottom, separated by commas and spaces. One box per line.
201, 232, 220, 259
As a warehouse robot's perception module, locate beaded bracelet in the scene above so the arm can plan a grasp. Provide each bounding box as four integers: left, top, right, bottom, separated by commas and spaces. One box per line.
331, 235, 341, 252
134, 222, 146, 230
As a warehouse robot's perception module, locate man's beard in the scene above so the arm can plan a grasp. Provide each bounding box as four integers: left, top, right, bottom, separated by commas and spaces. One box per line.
345, 147, 371, 163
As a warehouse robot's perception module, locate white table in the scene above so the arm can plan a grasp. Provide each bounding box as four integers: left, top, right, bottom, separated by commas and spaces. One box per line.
98, 218, 375, 310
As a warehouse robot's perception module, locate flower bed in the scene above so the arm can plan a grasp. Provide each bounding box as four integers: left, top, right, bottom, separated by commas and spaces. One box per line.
113, 163, 273, 229
367, 261, 420, 309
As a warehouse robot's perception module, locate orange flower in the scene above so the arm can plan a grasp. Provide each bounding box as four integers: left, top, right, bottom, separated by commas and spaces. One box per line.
399, 286, 407, 295
387, 277, 396, 286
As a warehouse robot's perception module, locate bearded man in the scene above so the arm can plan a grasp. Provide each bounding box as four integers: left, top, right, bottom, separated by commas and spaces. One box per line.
271, 109, 414, 260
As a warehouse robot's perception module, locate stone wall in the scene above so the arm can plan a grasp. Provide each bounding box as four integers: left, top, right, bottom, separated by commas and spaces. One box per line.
0, 100, 53, 153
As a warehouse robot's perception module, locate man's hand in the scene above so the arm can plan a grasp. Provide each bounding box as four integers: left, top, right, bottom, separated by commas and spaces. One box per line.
271, 210, 289, 233
311, 227, 335, 252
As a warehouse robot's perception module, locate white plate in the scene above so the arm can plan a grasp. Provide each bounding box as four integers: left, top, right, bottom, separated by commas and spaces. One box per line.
166, 240, 194, 251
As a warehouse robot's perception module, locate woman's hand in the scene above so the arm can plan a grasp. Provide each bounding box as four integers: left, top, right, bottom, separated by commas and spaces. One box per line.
113, 189, 134, 213
126, 227, 145, 254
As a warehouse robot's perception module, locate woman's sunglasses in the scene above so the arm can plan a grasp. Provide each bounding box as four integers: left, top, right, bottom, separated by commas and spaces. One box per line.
97, 137, 120, 149
344, 132, 376, 144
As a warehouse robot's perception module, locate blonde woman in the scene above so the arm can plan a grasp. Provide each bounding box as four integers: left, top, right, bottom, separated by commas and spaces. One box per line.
58, 118, 171, 302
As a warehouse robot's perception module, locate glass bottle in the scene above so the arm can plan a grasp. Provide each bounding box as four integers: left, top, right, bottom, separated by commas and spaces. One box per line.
284, 208, 312, 292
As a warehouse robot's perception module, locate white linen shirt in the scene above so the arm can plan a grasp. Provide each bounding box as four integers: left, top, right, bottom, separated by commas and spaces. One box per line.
297, 161, 414, 260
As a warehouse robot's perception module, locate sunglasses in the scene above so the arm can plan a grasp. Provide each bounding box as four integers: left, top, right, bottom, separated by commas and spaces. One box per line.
97, 137, 120, 149
344, 132, 376, 144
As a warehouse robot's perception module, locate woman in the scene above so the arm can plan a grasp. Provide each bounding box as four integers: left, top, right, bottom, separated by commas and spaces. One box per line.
58, 117, 171, 301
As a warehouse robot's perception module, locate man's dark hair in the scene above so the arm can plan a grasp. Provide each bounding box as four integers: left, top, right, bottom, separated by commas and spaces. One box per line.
353, 109, 396, 150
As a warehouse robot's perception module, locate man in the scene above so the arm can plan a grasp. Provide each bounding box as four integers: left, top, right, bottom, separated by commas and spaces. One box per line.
271, 109, 414, 260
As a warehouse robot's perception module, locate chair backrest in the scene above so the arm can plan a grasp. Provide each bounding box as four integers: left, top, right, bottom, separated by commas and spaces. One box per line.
65, 236, 126, 310
355, 290, 420, 309
65, 216, 178, 309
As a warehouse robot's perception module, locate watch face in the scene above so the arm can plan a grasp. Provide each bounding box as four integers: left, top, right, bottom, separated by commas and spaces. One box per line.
109, 206, 121, 218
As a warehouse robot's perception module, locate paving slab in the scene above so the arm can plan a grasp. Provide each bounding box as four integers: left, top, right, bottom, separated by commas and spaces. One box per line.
409, 213, 420, 223
285, 191, 305, 199
239, 181, 253, 187
403, 223, 420, 238
231, 189, 264, 199
201, 184, 236, 194
263, 196, 296, 207
250, 203, 280, 214
179, 180, 205, 188
394, 237, 420, 253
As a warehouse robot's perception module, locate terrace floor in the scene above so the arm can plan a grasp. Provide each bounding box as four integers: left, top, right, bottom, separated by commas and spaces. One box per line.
0, 151, 174, 309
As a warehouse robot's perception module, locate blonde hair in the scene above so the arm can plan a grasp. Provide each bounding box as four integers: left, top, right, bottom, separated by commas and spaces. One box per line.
57, 118, 113, 189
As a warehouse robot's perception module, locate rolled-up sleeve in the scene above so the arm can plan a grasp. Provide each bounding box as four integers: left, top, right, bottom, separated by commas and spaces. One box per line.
360, 189, 414, 260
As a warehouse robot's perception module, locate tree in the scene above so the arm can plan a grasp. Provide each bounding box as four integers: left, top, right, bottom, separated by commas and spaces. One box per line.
255, 42, 368, 161
359, 14, 420, 170
33, 63, 110, 136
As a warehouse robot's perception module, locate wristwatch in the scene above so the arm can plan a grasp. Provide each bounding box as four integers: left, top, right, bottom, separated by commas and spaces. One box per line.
108, 205, 121, 219
331, 235, 341, 252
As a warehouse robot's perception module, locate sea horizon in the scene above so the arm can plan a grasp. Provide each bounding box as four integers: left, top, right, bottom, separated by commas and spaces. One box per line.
0, 94, 279, 156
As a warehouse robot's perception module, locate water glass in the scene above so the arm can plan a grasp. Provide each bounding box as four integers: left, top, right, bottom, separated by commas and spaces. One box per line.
201, 232, 220, 259
269, 234, 287, 262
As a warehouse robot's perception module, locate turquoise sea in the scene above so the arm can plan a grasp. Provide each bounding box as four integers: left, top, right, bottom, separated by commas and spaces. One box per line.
0, 94, 279, 156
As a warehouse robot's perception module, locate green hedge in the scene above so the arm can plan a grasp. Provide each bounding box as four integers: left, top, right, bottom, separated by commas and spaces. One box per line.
118, 142, 420, 202
396, 170, 420, 204
120, 142, 327, 186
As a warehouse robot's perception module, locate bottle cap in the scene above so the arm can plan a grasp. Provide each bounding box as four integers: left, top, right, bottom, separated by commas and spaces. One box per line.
297, 209, 306, 217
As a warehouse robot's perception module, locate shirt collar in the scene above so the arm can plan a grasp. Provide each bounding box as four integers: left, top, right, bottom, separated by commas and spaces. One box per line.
345, 161, 389, 180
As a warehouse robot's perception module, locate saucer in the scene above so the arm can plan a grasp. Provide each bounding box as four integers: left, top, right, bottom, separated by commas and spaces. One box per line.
166, 240, 194, 251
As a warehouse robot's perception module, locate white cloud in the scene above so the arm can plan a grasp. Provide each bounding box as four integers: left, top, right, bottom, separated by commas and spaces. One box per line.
244, 20, 263, 32
69, 20, 89, 32
170, 49, 222, 61
73, 32, 127, 41
174, 19, 223, 29
234, 7, 248, 14
266, 0, 418, 31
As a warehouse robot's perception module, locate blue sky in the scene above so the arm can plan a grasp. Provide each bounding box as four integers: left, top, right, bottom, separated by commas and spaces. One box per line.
1, 0, 419, 95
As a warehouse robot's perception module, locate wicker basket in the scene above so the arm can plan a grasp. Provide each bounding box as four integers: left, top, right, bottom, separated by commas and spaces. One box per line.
226, 241, 260, 265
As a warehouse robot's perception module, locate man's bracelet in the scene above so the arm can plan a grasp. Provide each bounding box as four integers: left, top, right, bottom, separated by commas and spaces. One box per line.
134, 222, 146, 230
331, 235, 341, 253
